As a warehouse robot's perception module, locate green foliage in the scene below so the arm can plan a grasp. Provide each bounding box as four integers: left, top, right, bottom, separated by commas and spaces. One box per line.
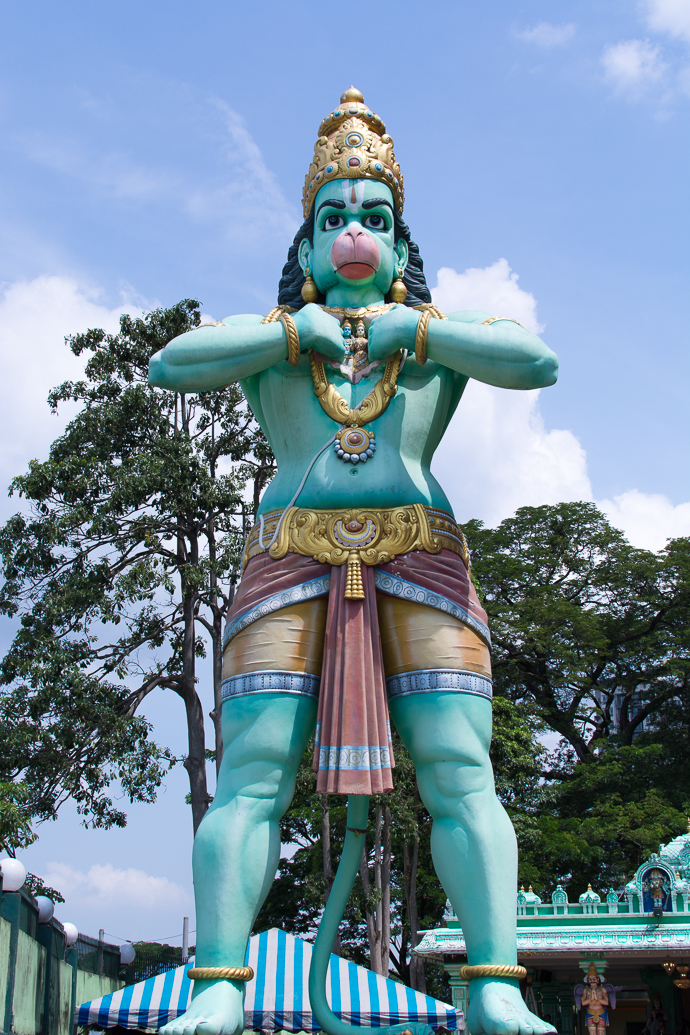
0, 300, 273, 846
0, 781, 36, 855
466, 503, 690, 897
23, 872, 65, 904
466, 503, 690, 757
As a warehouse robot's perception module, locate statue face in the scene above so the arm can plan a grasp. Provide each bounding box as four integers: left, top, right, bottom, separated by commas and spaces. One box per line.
299, 179, 408, 306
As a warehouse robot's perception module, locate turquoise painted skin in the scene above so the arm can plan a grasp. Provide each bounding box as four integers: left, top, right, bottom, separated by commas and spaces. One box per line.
150, 178, 558, 1035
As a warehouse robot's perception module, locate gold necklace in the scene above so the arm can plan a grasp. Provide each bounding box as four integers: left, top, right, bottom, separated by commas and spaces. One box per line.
309, 349, 403, 465
320, 302, 396, 320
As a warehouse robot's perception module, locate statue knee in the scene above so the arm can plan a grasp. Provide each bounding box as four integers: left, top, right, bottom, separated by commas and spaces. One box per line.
416, 752, 495, 819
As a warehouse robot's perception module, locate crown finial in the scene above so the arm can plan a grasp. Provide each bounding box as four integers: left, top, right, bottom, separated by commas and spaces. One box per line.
341, 86, 364, 104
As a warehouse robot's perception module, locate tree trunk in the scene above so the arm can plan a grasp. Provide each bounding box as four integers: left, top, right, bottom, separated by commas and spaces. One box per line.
177, 392, 210, 834
321, 794, 341, 955
209, 599, 224, 776
381, 803, 391, 977
403, 783, 426, 992
206, 416, 225, 777
359, 842, 382, 974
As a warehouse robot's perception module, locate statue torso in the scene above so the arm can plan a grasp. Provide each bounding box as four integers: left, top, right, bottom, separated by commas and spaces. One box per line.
242, 348, 467, 517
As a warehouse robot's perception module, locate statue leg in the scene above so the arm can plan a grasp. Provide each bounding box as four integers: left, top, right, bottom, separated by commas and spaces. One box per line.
161, 600, 324, 1035
381, 598, 555, 1035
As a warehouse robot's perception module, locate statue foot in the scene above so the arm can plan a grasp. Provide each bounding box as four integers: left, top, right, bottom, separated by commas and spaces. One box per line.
467, 979, 558, 1035
159, 980, 244, 1035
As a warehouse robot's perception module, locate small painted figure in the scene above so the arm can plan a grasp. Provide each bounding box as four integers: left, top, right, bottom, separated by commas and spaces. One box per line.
575, 966, 616, 1035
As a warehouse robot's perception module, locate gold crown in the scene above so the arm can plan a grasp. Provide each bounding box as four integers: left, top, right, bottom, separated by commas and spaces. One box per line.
302, 87, 404, 218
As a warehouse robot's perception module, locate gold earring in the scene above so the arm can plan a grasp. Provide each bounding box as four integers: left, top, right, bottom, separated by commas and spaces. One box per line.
301, 267, 319, 303
389, 267, 407, 303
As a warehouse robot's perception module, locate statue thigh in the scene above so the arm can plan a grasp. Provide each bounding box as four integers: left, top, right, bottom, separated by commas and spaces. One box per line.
378, 596, 496, 812
212, 600, 326, 812
214, 593, 495, 813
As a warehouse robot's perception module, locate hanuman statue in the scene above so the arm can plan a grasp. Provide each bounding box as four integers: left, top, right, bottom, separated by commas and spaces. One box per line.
150, 87, 559, 1035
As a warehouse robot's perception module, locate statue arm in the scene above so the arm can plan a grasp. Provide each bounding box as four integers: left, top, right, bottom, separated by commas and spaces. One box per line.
148, 315, 287, 392
425, 312, 558, 390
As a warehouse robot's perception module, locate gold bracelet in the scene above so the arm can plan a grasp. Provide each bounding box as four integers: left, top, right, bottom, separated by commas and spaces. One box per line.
187, 965, 254, 981
459, 964, 527, 980
413, 304, 448, 366
260, 305, 296, 324
279, 313, 301, 366
415, 309, 432, 366
481, 316, 527, 330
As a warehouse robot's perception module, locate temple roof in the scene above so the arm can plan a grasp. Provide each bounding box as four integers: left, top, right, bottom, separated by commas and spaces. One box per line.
659, 829, 690, 866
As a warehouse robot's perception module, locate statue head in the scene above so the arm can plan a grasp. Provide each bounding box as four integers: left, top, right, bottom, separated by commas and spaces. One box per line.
278, 87, 431, 309
587, 964, 601, 987
298, 178, 408, 308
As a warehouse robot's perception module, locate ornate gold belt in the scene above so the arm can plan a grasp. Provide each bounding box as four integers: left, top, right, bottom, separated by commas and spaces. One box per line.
242, 504, 469, 599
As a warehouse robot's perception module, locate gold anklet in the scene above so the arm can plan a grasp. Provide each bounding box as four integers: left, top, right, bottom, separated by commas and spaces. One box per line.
187, 965, 254, 981
459, 964, 527, 980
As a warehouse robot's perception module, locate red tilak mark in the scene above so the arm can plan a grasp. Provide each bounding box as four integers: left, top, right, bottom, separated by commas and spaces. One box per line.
351, 182, 357, 203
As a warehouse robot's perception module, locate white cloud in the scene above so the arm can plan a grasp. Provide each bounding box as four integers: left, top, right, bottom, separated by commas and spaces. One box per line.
185, 102, 298, 243
0, 276, 143, 510
430, 260, 689, 551
17, 97, 298, 247
516, 22, 576, 47
19, 134, 176, 200
43, 861, 190, 910
431, 259, 544, 333
433, 380, 590, 527
601, 39, 668, 94
641, 0, 690, 41
599, 489, 690, 551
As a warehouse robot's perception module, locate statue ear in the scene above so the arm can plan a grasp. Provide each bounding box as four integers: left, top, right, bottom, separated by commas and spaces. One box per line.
394, 237, 409, 273
298, 238, 313, 274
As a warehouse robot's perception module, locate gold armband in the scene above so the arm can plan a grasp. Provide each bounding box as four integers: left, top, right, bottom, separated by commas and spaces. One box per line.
481, 316, 527, 330
279, 313, 301, 366
187, 965, 254, 981
459, 964, 527, 980
260, 305, 300, 366
413, 304, 448, 365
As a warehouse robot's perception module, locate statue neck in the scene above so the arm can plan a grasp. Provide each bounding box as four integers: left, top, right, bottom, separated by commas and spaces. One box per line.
324, 284, 386, 307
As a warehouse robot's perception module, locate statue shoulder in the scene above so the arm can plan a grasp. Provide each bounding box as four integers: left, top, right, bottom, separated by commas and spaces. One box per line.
220, 314, 266, 326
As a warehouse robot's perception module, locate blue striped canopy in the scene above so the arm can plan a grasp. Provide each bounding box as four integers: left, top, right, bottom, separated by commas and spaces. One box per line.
78, 928, 461, 1032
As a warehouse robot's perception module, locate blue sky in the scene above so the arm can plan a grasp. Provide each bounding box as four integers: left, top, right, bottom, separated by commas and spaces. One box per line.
1, 0, 689, 945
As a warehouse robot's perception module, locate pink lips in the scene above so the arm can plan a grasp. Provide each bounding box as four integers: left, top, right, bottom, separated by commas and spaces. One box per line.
330, 228, 380, 280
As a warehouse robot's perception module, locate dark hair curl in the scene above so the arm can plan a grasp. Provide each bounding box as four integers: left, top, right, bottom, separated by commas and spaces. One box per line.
277, 208, 431, 309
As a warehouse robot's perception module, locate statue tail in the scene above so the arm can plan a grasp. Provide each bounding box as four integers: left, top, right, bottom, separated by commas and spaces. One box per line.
308, 794, 433, 1035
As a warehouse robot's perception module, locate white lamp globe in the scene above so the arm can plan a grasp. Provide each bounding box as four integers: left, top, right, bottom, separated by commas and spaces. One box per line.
120, 942, 136, 965
35, 896, 55, 923
62, 922, 78, 947
0, 858, 26, 892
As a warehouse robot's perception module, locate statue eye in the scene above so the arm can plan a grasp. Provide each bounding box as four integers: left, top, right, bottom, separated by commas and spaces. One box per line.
363, 214, 386, 229
325, 214, 345, 229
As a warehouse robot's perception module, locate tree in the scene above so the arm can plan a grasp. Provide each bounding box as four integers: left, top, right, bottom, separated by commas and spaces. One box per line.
466, 503, 690, 758
466, 503, 690, 895
0, 301, 274, 846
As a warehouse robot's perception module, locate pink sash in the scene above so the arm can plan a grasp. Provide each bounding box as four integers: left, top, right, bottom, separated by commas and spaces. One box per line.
224, 549, 488, 796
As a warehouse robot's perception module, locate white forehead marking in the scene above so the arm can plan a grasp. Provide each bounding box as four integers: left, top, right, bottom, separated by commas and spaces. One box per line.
342, 179, 365, 212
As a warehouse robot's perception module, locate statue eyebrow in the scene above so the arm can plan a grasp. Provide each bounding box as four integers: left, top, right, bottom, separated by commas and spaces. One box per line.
361, 198, 394, 211
316, 199, 347, 215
